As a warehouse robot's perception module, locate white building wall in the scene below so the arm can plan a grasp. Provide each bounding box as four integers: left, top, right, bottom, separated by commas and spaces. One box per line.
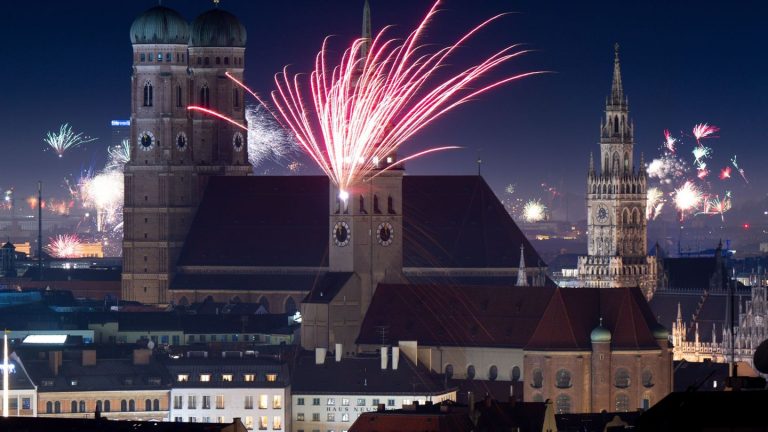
0, 389, 37, 417
417, 346, 526, 381
171, 387, 287, 431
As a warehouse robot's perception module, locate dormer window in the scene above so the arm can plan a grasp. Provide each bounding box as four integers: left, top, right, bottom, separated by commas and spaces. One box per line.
244, 374, 255, 382
177, 374, 189, 382
222, 374, 233, 382
70, 379, 78, 386
200, 374, 211, 382
265, 373, 277, 382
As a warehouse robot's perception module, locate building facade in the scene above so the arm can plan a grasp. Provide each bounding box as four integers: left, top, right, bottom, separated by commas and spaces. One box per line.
0, 353, 37, 417
578, 45, 656, 298
123, 5, 251, 304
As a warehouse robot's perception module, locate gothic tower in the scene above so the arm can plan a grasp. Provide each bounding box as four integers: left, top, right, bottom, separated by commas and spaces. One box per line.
123, 5, 250, 304
578, 45, 657, 298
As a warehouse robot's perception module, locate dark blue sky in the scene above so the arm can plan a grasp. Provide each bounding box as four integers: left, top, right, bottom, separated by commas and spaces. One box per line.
1, 0, 766, 220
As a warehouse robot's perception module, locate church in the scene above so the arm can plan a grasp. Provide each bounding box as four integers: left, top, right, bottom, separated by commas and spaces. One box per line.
122, 4, 548, 353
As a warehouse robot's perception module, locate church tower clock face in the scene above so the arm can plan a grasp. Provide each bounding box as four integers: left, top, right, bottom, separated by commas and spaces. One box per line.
596, 205, 609, 224
139, 131, 155, 151
333, 221, 350, 247
376, 222, 394, 246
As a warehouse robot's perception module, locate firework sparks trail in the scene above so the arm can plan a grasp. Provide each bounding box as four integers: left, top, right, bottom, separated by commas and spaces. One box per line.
663, 129, 677, 153
522, 199, 547, 223
692, 123, 719, 144
696, 167, 709, 180
731, 155, 749, 184
673, 181, 704, 220
697, 192, 732, 221
44, 123, 97, 157
646, 187, 664, 220
264, 1, 543, 193
106, 139, 131, 171
45, 234, 82, 258
79, 171, 124, 232
245, 105, 300, 168
692, 145, 711, 168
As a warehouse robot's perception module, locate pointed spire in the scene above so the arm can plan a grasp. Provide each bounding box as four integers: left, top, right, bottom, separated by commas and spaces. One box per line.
610, 43, 623, 105
516, 243, 528, 286
360, 0, 372, 61
676, 302, 682, 321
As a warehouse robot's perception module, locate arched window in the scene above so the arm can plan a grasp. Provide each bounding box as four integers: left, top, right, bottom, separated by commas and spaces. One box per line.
153, 399, 160, 411
71, 401, 78, 413
615, 368, 631, 388
46, 401, 53, 413
555, 394, 571, 414
216, 57, 221, 65
466, 365, 476, 379
624, 153, 629, 172
145, 399, 152, 411
531, 368, 543, 388
79, 401, 86, 413
129, 400, 136, 412
614, 115, 619, 134
512, 366, 521, 382
199, 84, 210, 108
285, 297, 297, 315
642, 392, 652, 410
387, 195, 395, 214
224, 57, 230, 65
642, 369, 654, 388
488, 365, 498, 381
556, 369, 572, 388
121, 400, 127, 412
612, 152, 620, 173
104, 400, 111, 412
444, 364, 454, 380
258, 296, 270, 313
143, 81, 153, 107
96, 400, 102, 412
54, 401, 61, 413
615, 393, 630, 412
176, 85, 183, 108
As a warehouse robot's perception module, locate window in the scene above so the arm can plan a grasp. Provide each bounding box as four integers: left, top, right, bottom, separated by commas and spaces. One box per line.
555, 394, 571, 414
259, 416, 268, 430
512, 366, 521, 382
157, 53, 163, 62
356, 398, 365, 406
371, 399, 379, 406
341, 413, 349, 422
145, 399, 152, 411
259, 395, 268, 409
188, 395, 197, 409
200, 374, 211, 382
46, 401, 52, 414
154, 399, 160, 411
467, 365, 476, 379
488, 365, 498, 381
642, 369, 654, 388
71, 400, 78, 412
175, 417, 183, 422
642, 392, 652, 410
312, 398, 320, 406
129, 400, 135, 411
189, 417, 197, 423
312, 413, 320, 421
245, 374, 256, 382
225, 57, 230, 65
140, 53, 146, 62
297, 398, 305, 406
174, 395, 183, 409
211, 335, 217, 342
556, 369, 572, 388
148, 52, 153, 62
615, 393, 630, 412
222, 374, 233, 382
387, 399, 395, 407
531, 368, 543, 388
273, 395, 282, 409
216, 395, 225, 409
234, 88, 239, 107
166, 52, 172, 62
104, 400, 110, 412
327, 398, 335, 406
203, 417, 211, 423
266, 373, 278, 382
245, 395, 254, 409
202, 396, 211, 409
172, 335, 180, 345
615, 368, 631, 388
297, 413, 305, 421
177, 374, 189, 382
403, 399, 412, 407
54, 401, 61, 413
9, 397, 18, 411
245, 416, 254, 430
197, 57, 202, 65
188, 335, 195, 343
200, 84, 210, 108
216, 57, 221, 65
176, 85, 183, 108
341, 398, 349, 406
327, 413, 335, 421
143, 81, 153, 107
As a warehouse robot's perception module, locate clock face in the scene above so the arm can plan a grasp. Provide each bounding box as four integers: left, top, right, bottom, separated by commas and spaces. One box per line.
596, 205, 609, 223
376, 222, 394, 246
176, 133, 187, 151
333, 221, 350, 247
233, 132, 244, 152
139, 131, 155, 151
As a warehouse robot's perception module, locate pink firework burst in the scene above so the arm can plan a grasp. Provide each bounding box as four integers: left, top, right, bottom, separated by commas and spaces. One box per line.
45, 234, 82, 258
719, 166, 732, 180
663, 129, 676, 153
692, 123, 719, 144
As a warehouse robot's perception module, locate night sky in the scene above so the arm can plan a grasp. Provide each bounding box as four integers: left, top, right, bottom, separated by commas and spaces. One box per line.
1, 0, 766, 223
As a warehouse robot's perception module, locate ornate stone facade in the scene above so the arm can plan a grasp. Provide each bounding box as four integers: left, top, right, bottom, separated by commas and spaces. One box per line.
578, 45, 656, 298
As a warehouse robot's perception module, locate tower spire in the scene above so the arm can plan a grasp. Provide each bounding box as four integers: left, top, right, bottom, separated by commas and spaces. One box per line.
516, 243, 528, 286
360, 0, 372, 61
610, 43, 623, 105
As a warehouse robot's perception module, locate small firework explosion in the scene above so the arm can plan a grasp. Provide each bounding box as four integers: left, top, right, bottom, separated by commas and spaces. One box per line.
663, 129, 677, 153
106, 138, 131, 171
692, 123, 719, 144
698, 192, 732, 221
719, 166, 732, 180
45, 234, 82, 258
673, 181, 704, 218
79, 171, 124, 232
245, 105, 299, 167
522, 199, 547, 223
731, 155, 749, 184
646, 187, 664, 220
647, 155, 687, 184
505, 183, 516, 195
287, 160, 303, 173
692, 145, 711, 168
44, 123, 97, 157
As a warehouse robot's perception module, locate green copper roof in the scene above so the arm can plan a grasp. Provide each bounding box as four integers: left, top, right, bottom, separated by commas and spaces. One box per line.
590, 324, 612, 343
130, 6, 189, 45
651, 323, 669, 341
190, 9, 247, 47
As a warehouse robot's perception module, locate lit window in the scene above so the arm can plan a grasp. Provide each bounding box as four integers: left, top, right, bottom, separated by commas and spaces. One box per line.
327, 413, 335, 421
177, 374, 189, 382
273, 396, 282, 409
402, 399, 411, 407
327, 398, 335, 406
341, 413, 349, 422
266, 373, 278, 382
200, 374, 211, 382
341, 398, 349, 406
259, 416, 268, 430
615, 393, 630, 412
222, 374, 233, 382
245, 416, 254, 430
157, 53, 163, 62
244, 374, 256, 382
216, 395, 225, 409
297, 413, 305, 421
259, 395, 268, 409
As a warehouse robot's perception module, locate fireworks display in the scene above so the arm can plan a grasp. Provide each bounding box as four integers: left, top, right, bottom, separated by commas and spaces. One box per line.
106, 139, 131, 171
45, 234, 82, 258
646, 187, 664, 221
522, 199, 547, 223
44, 123, 97, 157
245, 105, 299, 168
673, 181, 703, 217
79, 171, 123, 232
692, 123, 719, 144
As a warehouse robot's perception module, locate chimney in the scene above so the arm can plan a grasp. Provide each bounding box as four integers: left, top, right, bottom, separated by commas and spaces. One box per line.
133, 348, 151, 365
315, 347, 327, 365
380, 346, 388, 370
335, 343, 342, 362
48, 351, 62, 376
391, 346, 400, 370
81, 349, 97, 367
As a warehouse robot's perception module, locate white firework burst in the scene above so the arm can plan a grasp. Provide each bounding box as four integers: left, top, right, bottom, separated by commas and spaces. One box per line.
245, 105, 299, 167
